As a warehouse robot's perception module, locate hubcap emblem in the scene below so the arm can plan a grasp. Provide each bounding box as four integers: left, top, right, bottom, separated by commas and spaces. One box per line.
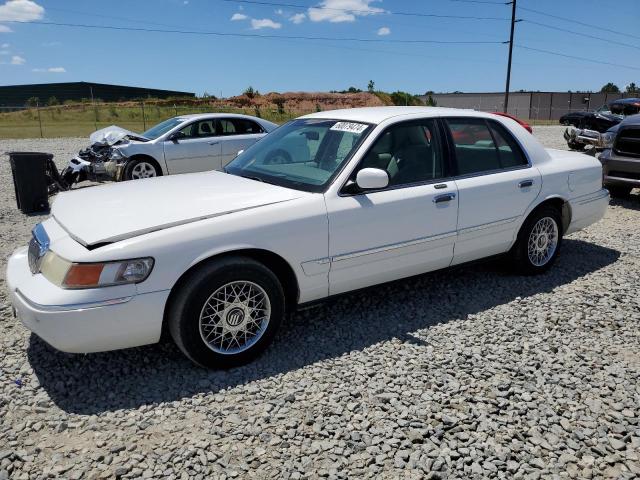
226, 307, 245, 327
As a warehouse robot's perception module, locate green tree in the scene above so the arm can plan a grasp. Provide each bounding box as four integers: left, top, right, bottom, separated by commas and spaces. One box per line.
244, 86, 259, 99
25, 96, 40, 107
426, 95, 437, 107
600, 82, 620, 93
272, 96, 286, 115
367, 80, 375, 93
626, 82, 638, 93
46, 96, 59, 106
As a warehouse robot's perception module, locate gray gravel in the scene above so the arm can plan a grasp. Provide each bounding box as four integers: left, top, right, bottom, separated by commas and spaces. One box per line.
1, 128, 640, 479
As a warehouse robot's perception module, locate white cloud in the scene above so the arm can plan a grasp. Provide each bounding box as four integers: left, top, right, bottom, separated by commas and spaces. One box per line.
32, 66, 65, 72
10, 54, 24, 64
0, 0, 44, 22
0, 24, 12, 32
230, 12, 247, 21
250, 18, 281, 29
377, 26, 390, 36
290, 13, 306, 24
308, 0, 383, 23
1, 42, 8, 47
275, 8, 284, 15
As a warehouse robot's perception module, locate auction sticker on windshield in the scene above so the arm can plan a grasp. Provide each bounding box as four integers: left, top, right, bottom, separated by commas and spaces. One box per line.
331, 122, 368, 134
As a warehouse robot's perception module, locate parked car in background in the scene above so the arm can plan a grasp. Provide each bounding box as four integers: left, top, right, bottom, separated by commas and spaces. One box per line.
7, 107, 608, 369
491, 111, 533, 133
559, 104, 612, 127
61, 114, 278, 185
599, 114, 640, 197
562, 98, 640, 151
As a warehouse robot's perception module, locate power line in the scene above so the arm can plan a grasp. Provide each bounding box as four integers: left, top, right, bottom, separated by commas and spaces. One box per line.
5, 20, 505, 44
519, 5, 640, 41
524, 19, 640, 51
516, 44, 640, 71
219, 0, 510, 20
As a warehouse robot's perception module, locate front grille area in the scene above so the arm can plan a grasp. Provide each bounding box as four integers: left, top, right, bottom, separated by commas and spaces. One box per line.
614, 128, 640, 157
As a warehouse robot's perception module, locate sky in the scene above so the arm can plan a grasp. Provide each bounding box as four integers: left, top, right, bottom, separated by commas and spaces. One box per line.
0, 0, 639, 97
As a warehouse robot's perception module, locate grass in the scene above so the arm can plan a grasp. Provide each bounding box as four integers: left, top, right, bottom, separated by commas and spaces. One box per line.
0, 103, 299, 139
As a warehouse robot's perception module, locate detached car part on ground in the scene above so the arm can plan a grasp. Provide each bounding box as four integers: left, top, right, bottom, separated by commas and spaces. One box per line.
599, 113, 640, 198
61, 114, 277, 187
8, 106, 608, 369
562, 98, 640, 152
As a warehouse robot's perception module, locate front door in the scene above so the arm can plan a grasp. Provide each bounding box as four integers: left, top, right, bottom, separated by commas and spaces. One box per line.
216, 118, 267, 167
444, 117, 542, 265
163, 119, 222, 174
325, 119, 459, 296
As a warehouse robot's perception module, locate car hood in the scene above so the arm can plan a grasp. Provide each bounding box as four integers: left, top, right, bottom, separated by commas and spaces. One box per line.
89, 125, 149, 146
52, 171, 306, 247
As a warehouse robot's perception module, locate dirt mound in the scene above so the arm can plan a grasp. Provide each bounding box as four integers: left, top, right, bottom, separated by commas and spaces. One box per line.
225, 91, 387, 112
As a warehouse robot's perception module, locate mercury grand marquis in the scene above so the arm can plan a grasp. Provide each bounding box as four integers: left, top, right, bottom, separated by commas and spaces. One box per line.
7, 107, 609, 368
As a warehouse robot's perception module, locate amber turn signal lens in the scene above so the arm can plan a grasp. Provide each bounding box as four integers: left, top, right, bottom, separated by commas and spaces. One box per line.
63, 264, 105, 288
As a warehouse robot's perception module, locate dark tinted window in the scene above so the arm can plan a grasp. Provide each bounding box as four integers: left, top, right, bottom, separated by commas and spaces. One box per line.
357, 119, 445, 187
447, 118, 526, 175
216, 118, 265, 135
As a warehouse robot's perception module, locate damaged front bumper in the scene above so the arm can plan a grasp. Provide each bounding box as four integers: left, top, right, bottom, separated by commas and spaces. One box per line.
564, 126, 606, 149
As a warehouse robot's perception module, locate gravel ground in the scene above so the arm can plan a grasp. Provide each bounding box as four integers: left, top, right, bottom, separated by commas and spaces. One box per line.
1, 127, 639, 479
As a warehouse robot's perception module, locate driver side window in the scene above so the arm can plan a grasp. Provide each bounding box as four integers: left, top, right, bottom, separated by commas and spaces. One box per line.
357, 120, 445, 188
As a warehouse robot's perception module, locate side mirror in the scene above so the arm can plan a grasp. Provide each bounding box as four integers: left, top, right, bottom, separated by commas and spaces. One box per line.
355, 168, 389, 190
169, 131, 186, 143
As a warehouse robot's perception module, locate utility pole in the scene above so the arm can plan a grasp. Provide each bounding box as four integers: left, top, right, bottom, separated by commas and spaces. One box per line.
503, 0, 519, 113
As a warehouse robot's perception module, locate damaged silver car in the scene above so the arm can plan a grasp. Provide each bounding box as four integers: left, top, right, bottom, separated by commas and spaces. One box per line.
61, 113, 278, 186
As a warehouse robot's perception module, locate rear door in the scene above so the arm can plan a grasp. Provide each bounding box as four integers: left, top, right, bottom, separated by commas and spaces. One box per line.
217, 118, 267, 168
163, 119, 222, 174
445, 117, 541, 265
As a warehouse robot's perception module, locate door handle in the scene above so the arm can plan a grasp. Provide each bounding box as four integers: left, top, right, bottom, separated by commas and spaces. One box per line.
519, 179, 534, 188
209, 141, 219, 146
434, 183, 448, 189
433, 193, 456, 204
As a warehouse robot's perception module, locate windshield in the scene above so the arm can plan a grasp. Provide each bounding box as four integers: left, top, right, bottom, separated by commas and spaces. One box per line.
225, 118, 373, 192
142, 117, 185, 140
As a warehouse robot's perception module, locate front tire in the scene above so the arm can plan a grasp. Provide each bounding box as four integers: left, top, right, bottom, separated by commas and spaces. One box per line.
168, 257, 285, 369
123, 158, 160, 180
510, 206, 562, 275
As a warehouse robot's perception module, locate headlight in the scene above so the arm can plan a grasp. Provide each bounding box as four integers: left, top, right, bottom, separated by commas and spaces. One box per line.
601, 132, 616, 149
109, 148, 125, 161
40, 252, 153, 289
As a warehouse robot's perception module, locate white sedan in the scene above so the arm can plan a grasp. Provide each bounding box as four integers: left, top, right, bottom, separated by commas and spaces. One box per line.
7, 107, 609, 368
92, 113, 278, 181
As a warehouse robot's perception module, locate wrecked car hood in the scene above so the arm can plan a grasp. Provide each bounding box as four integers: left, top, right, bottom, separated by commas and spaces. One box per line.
89, 125, 148, 146
52, 171, 305, 246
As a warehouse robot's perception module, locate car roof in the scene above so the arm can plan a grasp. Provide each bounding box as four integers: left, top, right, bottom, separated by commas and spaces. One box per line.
301, 106, 497, 124
176, 113, 266, 121
610, 98, 640, 105
620, 113, 640, 127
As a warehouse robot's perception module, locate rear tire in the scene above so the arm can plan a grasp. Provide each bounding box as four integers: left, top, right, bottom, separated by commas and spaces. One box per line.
123, 158, 161, 181
168, 256, 285, 369
510, 206, 563, 275
606, 185, 632, 198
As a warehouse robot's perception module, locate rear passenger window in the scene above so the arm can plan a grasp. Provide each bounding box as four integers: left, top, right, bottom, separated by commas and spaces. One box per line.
447, 118, 527, 175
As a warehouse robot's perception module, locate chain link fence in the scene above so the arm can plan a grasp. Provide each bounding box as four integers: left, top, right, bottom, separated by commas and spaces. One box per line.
0, 102, 304, 139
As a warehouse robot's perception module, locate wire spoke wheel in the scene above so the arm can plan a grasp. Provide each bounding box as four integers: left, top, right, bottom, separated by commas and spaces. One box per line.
199, 281, 271, 355
131, 161, 157, 179
527, 216, 559, 267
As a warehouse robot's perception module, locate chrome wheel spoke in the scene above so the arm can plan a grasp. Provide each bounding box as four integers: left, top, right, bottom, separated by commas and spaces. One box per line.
527, 216, 559, 267
198, 281, 271, 355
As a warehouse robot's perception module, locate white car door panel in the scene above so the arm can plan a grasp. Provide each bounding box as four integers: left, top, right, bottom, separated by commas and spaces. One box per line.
452, 168, 541, 264
219, 134, 265, 168
326, 184, 458, 295
163, 137, 222, 174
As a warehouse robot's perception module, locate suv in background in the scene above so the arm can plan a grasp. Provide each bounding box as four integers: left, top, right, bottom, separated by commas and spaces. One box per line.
599, 114, 640, 197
